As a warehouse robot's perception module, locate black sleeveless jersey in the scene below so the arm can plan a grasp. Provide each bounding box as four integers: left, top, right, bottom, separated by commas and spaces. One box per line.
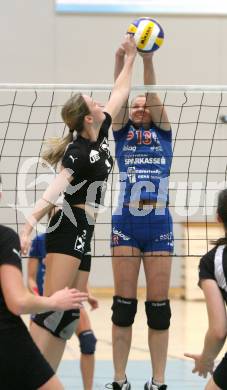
62, 112, 113, 207
0, 225, 24, 329
199, 244, 227, 303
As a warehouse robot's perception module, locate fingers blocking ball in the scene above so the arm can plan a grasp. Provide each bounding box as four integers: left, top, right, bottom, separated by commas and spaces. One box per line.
127, 17, 164, 53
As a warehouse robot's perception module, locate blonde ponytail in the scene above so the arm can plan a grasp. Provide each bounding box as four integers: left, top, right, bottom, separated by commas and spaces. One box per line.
42, 93, 90, 167
42, 132, 73, 166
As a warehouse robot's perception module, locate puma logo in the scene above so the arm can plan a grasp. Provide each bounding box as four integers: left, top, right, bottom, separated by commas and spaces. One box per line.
69, 155, 78, 164
12, 248, 21, 258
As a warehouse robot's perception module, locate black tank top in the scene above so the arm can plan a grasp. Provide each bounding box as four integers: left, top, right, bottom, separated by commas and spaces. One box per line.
199, 245, 227, 302
62, 112, 113, 207
0, 225, 24, 329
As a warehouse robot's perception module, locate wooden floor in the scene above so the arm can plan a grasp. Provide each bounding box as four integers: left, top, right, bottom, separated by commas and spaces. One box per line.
23, 298, 222, 389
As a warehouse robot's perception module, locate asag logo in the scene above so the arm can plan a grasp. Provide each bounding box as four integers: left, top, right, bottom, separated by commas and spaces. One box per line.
74, 230, 87, 253
89, 150, 100, 163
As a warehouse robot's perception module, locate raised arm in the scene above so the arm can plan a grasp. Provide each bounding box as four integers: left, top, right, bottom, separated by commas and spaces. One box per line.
105, 35, 136, 126
114, 46, 125, 83
141, 52, 171, 131
112, 46, 129, 131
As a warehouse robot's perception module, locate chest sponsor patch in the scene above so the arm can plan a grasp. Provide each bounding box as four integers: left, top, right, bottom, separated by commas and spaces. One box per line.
89, 150, 100, 163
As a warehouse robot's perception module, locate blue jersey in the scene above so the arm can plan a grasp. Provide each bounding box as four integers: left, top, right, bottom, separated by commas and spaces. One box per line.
113, 120, 172, 205
29, 234, 46, 295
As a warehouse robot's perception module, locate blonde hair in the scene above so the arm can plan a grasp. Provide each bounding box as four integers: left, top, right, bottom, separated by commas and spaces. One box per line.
130, 94, 146, 108
42, 94, 90, 166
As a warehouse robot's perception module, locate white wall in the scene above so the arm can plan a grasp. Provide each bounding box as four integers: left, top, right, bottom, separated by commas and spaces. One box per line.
1, 1, 227, 85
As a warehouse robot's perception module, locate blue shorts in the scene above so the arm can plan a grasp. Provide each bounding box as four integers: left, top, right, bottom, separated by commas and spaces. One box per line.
111, 206, 174, 253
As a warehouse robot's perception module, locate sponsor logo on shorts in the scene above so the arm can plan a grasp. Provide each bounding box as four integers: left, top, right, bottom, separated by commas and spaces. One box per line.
159, 232, 173, 241
155, 232, 174, 245
74, 229, 87, 253
12, 248, 21, 258
112, 227, 130, 241
155, 232, 173, 242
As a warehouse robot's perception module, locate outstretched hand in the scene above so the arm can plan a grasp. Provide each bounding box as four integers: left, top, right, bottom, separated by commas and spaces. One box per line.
184, 352, 214, 378
50, 287, 88, 311
122, 34, 137, 58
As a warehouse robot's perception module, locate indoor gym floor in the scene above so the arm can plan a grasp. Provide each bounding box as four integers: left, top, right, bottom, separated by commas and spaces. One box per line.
23, 298, 220, 389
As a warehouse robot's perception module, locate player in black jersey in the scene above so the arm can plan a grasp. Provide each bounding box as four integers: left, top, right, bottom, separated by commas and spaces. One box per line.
0, 175, 87, 390
185, 189, 227, 390
20, 35, 137, 371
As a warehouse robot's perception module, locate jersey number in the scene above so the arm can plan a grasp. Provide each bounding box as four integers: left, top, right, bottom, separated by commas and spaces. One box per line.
127, 130, 152, 145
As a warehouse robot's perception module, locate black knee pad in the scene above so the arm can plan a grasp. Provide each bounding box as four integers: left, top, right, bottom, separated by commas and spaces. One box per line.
33, 309, 80, 340
111, 295, 138, 327
78, 330, 97, 355
145, 300, 171, 330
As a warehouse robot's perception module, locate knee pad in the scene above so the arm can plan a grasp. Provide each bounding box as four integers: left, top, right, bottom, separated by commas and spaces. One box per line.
78, 330, 97, 355
145, 300, 171, 330
111, 296, 138, 327
33, 309, 80, 340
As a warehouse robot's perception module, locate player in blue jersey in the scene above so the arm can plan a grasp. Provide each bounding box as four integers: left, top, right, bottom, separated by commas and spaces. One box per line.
107, 49, 173, 390
185, 189, 227, 390
28, 230, 98, 390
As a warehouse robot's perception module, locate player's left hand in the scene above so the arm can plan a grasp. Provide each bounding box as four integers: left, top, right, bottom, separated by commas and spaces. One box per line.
184, 352, 214, 378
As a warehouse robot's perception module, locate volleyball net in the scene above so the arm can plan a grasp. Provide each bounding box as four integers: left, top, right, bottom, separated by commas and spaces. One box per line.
0, 84, 227, 259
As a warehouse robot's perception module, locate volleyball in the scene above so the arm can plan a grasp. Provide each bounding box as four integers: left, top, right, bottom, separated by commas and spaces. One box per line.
127, 17, 164, 53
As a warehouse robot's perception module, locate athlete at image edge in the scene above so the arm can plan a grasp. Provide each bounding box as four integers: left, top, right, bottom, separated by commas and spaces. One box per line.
108, 48, 173, 390
20, 35, 137, 372
0, 175, 88, 390
185, 189, 227, 390
28, 231, 98, 390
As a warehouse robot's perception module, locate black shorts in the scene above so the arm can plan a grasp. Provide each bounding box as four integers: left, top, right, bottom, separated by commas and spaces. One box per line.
213, 352, 227, 389
46, 206, 94, 272
0, 322, 54, 390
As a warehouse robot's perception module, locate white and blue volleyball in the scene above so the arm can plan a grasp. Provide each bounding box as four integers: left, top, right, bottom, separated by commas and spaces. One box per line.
127, 17, 164, 53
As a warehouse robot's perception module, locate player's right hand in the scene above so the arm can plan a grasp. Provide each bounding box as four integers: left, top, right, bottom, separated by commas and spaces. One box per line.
50, 287, 88, 311
122, 34, 137, 58
20, 231, 31, 256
